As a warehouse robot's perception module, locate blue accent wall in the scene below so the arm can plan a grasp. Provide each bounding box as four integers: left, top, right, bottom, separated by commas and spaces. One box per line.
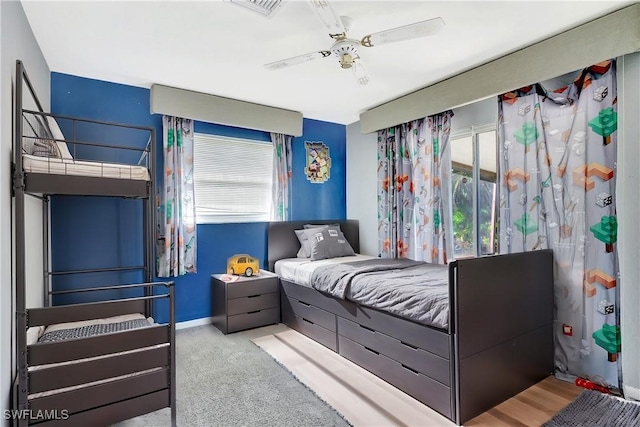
50, 73, 346, 322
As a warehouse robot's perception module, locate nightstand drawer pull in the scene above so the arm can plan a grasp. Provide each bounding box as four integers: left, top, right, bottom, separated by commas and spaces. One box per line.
247, 310, 261, 314
298, 301, 311, 307
247, 294, 261, 298
302, 318, 314, 325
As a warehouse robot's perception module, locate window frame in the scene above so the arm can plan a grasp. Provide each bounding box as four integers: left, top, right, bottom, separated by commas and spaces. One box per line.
450, 123, 499, 257
192, 132, 274, 224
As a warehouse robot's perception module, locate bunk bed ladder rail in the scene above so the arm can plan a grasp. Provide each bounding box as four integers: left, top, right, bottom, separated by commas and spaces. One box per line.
14, 59, 35, 426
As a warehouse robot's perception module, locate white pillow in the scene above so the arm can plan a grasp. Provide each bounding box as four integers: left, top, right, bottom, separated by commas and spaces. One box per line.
46, 116, 73, 160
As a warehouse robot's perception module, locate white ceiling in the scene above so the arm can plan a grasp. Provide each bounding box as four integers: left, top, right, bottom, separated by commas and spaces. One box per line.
21, 1, 631, 125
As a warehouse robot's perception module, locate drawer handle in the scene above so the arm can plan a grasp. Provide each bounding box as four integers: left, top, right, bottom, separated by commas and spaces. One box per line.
364, 346, 379, 355
247, 295, 261, 298
247, 310, 262, 314
402, 364, 419, 375
302, 318, 314, 325
298, 301, 311, 307
401, 341, 418, 350
359, 324, 375, 333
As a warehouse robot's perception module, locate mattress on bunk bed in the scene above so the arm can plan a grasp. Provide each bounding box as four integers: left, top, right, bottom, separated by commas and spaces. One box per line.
275, 256, 450, 329
26, 313, 166, 399
22, 154, 150, 180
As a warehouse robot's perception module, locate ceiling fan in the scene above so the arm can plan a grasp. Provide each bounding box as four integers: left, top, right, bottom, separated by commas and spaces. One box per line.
264, 0, 445, 85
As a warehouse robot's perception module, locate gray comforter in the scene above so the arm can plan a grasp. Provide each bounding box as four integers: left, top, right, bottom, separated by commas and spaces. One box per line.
310, 258, 450, 329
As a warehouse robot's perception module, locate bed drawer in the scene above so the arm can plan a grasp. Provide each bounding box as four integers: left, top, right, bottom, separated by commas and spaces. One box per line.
227, 277, 279, 299
285, 297, 336, 332
280, 279, 354, 315
338, 335, 452, 420
283, 314, 337, 352
337, 317, 450, 386
346, 305, 451, 360
227, 307, 279, 333
228, 292, 279, 316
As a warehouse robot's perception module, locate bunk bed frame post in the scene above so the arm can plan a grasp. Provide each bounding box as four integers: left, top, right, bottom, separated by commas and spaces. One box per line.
13, 59, 29, 426
169, 281, 177, 426
143, 128, 156, 317
43, 196, 50, 307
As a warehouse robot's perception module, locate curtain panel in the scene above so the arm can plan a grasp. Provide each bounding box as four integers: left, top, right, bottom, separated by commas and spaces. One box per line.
158, 116, 197, 277
270, 133, 293, 221
377, 111, 454, 263
498, 60, 620, 389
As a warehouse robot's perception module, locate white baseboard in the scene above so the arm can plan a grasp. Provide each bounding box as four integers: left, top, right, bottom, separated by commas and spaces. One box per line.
624, 385, 640, 401
176, 317, 213, 330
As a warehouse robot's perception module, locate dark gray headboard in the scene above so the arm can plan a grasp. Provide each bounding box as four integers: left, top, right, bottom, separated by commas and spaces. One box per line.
266, 220, 360, 272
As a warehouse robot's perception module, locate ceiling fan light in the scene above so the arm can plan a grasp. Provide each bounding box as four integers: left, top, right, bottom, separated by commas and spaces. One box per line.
352, 61, 370, 86
339, 53, 353, 69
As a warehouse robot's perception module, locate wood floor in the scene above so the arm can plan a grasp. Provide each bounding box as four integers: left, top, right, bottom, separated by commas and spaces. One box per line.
249, 325, 582, 427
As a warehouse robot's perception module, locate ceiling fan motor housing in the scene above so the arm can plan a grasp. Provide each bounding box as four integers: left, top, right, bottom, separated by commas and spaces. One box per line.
331, 39, 360, 69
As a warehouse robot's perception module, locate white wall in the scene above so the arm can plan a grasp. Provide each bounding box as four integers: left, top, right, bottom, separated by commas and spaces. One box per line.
1, 0, 49, 419
618, 52, 640, 400
346, 122, 377, 256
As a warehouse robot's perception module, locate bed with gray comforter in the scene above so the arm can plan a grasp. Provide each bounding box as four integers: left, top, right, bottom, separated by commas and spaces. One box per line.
310, 258, 449, 329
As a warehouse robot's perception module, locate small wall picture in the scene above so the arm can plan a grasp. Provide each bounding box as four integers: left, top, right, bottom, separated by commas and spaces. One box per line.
305, 141, 331, 183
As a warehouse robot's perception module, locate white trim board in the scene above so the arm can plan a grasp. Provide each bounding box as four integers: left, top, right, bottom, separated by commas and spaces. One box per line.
624, 385, 640, 402
176, 316, 213, 331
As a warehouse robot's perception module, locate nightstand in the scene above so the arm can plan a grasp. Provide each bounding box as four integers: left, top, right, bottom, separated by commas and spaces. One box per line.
211, 270, 280, 334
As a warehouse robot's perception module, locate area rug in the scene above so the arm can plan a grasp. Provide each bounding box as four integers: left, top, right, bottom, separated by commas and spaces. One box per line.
544, 390, 640, 427
114, 324, 349, 427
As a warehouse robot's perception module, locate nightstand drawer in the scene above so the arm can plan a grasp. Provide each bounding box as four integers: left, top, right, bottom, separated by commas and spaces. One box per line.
227, 277, 278, 299
227, 307, 279, 333
228, 292, 279, 316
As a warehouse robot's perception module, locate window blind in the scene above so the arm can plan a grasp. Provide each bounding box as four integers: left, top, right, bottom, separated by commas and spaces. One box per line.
193, 133, 273, 223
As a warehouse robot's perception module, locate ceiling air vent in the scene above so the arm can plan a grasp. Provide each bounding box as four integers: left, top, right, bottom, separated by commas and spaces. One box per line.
228, 0, 285, 18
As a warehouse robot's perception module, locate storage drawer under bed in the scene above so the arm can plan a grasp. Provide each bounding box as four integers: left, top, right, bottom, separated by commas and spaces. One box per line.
283, 314, 337, 352
337, 316, 450, 386
283, 296, 336, 332
338, 335, 452, 420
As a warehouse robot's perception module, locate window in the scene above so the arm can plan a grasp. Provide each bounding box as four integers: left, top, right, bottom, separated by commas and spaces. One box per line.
193, 133, 273, 223
450, 126, 498, 258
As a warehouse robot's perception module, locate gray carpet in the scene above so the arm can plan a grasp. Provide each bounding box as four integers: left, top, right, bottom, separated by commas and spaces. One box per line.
114, 324, 349, 427
544, 390, 640, 427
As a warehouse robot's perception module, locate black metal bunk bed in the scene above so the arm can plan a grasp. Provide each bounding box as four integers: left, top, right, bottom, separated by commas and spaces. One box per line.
12, 60, 176, 426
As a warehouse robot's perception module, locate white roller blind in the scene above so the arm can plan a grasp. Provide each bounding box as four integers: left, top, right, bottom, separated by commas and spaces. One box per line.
193, 133, 273, 223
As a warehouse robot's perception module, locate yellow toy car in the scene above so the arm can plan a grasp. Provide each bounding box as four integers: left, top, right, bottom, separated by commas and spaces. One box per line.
227, 254, 260, 277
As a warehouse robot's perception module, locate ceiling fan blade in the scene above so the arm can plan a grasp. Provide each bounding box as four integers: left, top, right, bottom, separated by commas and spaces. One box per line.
352, 60, 370, 86
264, 50, 331, 71
360, 17, 445, 48
308, 0, 345, 36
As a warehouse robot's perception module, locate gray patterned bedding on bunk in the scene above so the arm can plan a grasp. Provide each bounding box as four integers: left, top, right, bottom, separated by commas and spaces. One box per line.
310, 258, 450, 329
38, 318, 151, 343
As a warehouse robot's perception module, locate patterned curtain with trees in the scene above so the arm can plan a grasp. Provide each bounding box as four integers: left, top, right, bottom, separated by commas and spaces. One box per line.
499, 60, 620, 389
377, 111, 454, 263
158, 116, 197, 277
270, 132, 293, 221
